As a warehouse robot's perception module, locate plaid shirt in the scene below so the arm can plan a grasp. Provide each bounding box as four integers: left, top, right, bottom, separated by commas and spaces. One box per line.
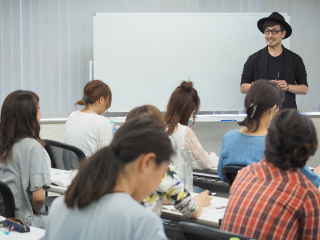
221, 159, 320, 240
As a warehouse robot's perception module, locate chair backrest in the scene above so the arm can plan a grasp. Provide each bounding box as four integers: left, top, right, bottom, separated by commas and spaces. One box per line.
222, 165, 246, 187
179, 221, 255, 240
44, 139, 86, 170
0, 181, 16, 218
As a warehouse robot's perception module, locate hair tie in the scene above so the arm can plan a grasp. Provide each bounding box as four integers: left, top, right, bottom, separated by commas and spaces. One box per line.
247, 103, 257, 118
83, 97, 88, 104
111, 144, 120, 157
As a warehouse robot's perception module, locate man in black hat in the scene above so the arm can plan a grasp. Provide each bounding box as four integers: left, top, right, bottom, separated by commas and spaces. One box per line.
240, 12, 308, 109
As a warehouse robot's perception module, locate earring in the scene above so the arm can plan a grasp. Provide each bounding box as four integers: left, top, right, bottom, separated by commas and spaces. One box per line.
98, 109, 101, 115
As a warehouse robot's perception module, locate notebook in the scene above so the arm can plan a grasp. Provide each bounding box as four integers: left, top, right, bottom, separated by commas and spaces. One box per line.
49, 168, 78, 187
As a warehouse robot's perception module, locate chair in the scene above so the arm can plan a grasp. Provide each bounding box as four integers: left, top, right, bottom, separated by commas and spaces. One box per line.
222, 165, 245, 187
0, 181, 18, 218
44, 139, 86, 170
178, 222, 255, 240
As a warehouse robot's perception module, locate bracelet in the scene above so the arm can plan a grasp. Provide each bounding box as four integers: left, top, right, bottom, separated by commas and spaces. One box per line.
286, 83, 289, 92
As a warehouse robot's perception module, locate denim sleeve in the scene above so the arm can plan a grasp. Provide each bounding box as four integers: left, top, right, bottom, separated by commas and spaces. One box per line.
300, 165, 320, 188
218, 138, 227, 183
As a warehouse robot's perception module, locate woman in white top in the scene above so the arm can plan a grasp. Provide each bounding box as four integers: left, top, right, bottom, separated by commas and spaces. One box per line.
64, 80, 113, 158
164, 81, 219, 192
42, 118, 173, 240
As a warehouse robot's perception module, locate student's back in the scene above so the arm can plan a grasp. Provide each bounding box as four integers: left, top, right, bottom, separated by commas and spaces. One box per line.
64, 80, 112, 157
221, 109, 320, 239
0, 90, 50, 229
64, 111, 112, 157
0, 138, 50, 228
44, 193, 164, 240
164, 81, 218, 192
218, 80, 320, 188
43, 118, 173, 240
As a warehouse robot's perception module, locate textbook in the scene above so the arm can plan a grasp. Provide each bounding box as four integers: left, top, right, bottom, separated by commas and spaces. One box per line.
49, 168, 78, 188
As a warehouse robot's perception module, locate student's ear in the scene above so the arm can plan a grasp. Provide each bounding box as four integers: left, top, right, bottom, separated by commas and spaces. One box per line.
99, 96, 105, 104
139, 153, 156, 173
271, 105, 278, 114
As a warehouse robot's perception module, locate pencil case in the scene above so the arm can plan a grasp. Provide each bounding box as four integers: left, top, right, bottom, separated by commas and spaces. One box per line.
4, 218, 30, 233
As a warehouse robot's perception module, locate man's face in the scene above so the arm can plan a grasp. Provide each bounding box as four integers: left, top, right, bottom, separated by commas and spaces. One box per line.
264, 24, 286, 48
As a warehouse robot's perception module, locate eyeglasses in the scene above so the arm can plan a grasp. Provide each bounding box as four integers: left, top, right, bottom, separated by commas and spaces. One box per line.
264, 29, 283, 35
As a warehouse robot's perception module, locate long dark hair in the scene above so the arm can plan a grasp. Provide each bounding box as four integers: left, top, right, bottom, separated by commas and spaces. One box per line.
0, 90, 44, 164
164, 81, 200, 135
126, 105, 166, 128
265, 109, 318, 170
64, 118, 174, 209
238, 80, 284, 132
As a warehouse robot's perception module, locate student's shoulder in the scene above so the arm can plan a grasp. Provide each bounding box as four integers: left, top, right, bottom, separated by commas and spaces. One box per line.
15, 138, 43, 151
223, 129, 239, 138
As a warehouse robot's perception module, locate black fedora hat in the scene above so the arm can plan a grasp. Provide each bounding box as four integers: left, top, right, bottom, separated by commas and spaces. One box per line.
257, 12, 292, 39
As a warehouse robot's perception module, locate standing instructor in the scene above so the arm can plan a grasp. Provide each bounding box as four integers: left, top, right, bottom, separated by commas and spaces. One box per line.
240, 12, 308, 109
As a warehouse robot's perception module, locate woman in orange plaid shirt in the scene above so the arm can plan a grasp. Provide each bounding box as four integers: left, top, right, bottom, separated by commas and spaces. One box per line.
221, 109, 320, 240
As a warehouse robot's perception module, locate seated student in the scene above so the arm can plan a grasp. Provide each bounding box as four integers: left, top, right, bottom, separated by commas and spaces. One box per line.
164, 81, 219, 192
0, 90, 51, 229
126, 105, 211, 218
64, 80, 112, 158
221, 109, 320, 239
218, 80, 320, 187
42, 118, 173, 240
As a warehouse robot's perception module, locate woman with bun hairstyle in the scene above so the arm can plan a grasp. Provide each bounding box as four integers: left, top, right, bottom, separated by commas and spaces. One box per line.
42, 118, 173, 240
218, 80, 320, 187
126, 105, 212, 218
64, 80, 112, 158
164, 81, 219, 192
221, 109, 320, 239
0, 90, 51, 229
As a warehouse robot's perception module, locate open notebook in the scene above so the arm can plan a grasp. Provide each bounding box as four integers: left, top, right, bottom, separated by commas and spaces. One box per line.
49, 168, 78, 187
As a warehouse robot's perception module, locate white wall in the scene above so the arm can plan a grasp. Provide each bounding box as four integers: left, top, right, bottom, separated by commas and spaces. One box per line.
1, 0, 320, 117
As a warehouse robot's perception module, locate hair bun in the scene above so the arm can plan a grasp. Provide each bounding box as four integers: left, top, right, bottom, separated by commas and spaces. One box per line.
179, 81, 194, 92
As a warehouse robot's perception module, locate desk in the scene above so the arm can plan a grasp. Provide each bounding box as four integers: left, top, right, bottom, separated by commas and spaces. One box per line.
161, 196, 227, 229
1, 226, 45, 240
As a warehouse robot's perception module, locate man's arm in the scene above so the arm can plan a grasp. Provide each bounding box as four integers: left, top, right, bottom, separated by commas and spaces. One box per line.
276, 80, 308, 95
287, 84, 308, 94
240, 55, 255, 93
240, 83, 252, 94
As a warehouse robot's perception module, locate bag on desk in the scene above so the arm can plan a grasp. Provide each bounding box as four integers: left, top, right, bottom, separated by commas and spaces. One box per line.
4, 218, 30, 233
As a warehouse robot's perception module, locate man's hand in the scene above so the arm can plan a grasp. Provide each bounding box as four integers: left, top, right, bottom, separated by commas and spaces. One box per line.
276, 80, 288, 91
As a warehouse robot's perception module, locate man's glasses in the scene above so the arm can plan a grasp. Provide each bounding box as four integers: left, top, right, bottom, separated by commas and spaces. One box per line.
264, 29, 283, 35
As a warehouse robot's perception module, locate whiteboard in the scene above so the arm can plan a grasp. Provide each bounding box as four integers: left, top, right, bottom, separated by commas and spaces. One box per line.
93, 13, 290, 112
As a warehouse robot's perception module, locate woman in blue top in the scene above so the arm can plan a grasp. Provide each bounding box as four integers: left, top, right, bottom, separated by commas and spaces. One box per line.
218, 80, 320, 188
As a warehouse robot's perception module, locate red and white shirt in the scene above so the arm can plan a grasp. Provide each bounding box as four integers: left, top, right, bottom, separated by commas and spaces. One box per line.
221, 159, 320, 240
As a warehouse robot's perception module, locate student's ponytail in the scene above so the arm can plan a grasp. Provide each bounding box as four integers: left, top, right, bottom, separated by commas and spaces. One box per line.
64, 118, 174, 209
